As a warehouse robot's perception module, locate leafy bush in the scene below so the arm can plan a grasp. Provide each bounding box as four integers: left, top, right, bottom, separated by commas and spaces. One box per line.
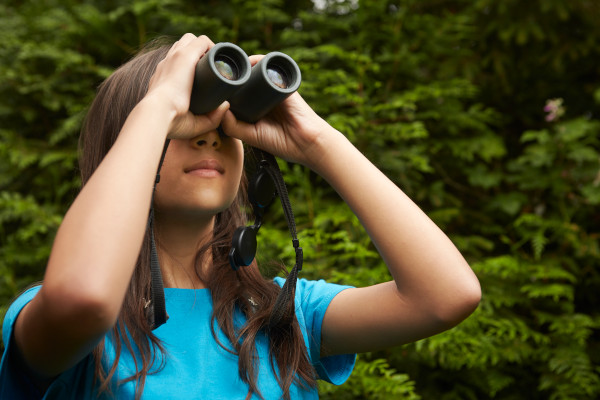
1, 0, 599, 398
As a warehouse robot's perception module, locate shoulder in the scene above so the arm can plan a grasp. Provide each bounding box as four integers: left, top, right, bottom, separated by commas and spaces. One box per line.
274, 276, 352, 312
2, 285, 42, 344
273, 276, 353, 340
1, 285, 101, 400
273, 277, 357, 385
1, 286, 43, 399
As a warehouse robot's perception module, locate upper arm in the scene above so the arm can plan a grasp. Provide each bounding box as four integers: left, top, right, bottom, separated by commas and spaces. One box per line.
320, 281, 467, 357
5, 322, 55, 394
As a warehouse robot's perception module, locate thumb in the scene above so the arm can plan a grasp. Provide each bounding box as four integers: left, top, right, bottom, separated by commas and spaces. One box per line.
168, 101, 231, 140
221, 109, 260, 146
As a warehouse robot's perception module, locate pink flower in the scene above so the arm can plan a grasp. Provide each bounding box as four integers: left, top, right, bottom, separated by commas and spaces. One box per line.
544, 98, 565, 122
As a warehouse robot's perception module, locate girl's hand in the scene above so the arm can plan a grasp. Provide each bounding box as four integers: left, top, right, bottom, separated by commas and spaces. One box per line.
144, 33, 230, 140
220, 55, 335, 169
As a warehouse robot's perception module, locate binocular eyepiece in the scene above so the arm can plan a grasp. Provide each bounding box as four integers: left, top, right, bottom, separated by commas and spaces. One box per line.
189, 42, 301, 123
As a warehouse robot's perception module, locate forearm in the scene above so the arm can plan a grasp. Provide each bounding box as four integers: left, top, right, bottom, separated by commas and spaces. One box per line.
220, 90, 480, 352
12, 34, 222, 379
310, 127, 480, 321
14, 95, 175, 378
44, 95, 174, 324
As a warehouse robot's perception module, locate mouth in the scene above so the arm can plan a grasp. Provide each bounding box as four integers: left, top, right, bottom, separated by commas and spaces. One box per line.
184, 159, 225, 176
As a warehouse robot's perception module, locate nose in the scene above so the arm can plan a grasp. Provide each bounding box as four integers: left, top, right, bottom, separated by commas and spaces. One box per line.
190, 130, 221, 150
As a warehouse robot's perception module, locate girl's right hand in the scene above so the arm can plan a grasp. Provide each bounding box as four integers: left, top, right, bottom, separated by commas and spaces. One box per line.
145, 33, 230, 140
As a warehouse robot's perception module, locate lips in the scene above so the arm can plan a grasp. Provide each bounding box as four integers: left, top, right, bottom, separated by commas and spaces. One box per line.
184, 159, 225, 175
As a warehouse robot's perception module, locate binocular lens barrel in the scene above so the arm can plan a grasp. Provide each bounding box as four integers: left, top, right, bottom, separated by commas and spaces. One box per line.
189, 43, 251, 115
189, 43, 301, 123
214, 54, 239, 81
228, 52, 301, 123
266, 65, 289, 89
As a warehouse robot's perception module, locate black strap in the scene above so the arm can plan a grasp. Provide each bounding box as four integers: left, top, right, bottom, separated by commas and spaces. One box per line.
257, 151, 300, 247
147, 141, 302, 330
252, 149, 303, 328
147, 209, 168, 329
147, 140, 170, 330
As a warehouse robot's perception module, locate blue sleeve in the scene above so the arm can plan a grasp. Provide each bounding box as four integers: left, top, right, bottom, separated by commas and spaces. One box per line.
274, 277, 356, 385
1, 286, 98, 400
0, 285, 43, 400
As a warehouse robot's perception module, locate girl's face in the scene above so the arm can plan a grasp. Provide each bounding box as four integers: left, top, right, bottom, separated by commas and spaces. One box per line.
154, 129, 244, 219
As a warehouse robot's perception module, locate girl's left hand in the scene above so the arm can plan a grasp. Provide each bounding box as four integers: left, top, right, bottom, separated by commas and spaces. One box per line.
220, 55, 334, 169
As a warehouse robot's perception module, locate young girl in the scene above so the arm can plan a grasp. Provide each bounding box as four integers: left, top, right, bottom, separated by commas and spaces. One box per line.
0, 34, 481, 399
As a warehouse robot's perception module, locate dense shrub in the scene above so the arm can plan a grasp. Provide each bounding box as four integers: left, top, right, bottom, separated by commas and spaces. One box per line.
1, 1, 598, 398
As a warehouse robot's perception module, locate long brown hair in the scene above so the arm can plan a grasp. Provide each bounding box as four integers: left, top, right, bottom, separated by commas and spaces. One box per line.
78, 38, 316, 400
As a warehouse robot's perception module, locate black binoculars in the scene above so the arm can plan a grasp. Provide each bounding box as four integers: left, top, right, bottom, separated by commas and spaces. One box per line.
189, 42, 301, 123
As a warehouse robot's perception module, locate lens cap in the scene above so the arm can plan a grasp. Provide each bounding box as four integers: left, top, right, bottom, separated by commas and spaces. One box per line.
229, 226, 258, 269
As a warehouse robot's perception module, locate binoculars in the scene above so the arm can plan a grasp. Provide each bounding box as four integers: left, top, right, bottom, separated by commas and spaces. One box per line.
189, 42, 301, 123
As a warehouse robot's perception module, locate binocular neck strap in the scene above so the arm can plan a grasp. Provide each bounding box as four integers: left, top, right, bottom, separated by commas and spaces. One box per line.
146, 141, 304, 330
253, 149, 303, 329
147, 140, 170, 330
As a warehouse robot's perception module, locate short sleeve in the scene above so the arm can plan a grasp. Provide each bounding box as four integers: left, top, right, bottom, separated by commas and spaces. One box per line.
1, 286, 98, 400
274, 277, 356, 385
1, 285, 43, 400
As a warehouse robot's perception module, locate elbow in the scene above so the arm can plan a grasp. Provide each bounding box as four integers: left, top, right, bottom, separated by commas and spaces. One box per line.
436, 277, 481, 329
40, 280, 121, 335
455, 280, 481, 320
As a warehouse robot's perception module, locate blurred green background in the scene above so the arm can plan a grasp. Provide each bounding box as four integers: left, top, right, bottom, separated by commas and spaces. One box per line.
1, 0, 599, 398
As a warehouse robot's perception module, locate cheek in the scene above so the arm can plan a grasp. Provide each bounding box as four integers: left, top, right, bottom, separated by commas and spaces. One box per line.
228, 153, 245, 200
156, 144, 182, 187
155, 162, 181, 198
230, 140, 244, 185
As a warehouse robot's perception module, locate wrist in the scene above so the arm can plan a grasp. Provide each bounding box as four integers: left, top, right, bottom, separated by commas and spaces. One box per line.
115, 93, 178, 151
303, 125, 351, 175
136, 92, 179, 132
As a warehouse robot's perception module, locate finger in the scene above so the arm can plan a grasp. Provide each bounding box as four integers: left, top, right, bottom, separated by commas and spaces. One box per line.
221, 109, 258, 145
164, 34, 214, 68
188, 35, 215, 58
168, 35, 214, 74
248, 54, 265, 67
168, 101, 231, 140
202, 100, 230, 130
166, 33, 197, 58
162, 35, 214, 88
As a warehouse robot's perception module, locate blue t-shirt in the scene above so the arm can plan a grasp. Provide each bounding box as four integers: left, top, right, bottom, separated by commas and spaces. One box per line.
1, 278, 355, 399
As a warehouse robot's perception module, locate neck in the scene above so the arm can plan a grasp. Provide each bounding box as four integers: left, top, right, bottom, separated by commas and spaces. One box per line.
153, 210, 215, 289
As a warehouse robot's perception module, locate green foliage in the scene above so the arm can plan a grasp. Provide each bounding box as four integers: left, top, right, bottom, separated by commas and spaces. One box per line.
1, 0, 600, 399
320, 356, 420, 400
